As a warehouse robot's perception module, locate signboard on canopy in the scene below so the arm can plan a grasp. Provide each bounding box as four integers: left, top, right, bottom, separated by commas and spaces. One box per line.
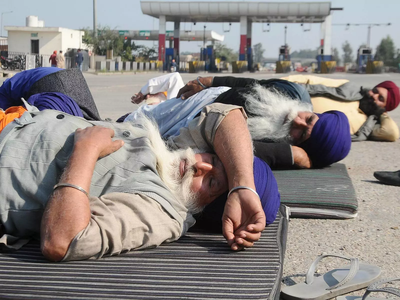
119, 30, 129, 36
139, 30, 151, 37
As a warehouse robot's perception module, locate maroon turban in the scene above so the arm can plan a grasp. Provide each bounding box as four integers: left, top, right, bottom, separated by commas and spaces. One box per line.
375, 81, 400, 111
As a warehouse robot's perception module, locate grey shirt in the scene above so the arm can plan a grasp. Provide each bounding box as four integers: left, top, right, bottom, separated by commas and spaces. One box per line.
0, 103, 245, 261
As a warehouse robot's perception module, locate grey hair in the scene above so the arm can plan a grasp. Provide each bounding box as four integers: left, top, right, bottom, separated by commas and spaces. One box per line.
243, 84, 312, 142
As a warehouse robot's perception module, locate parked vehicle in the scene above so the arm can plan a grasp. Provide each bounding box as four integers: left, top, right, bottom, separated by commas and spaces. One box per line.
0, 55, 23, 70
13, 55, 26, 70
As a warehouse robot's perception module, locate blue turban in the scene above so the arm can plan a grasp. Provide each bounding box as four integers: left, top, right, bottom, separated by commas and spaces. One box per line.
193, 156, 281, 231
27, 92, 84, 117
253, 156, 281, 225
0, 67, 62, 110
266, 79, 311, 104
300, 110, 351, 168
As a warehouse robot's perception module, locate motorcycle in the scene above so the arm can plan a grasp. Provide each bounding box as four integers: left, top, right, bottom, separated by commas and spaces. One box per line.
0, 55, 23, 70
13, 55, 26, 70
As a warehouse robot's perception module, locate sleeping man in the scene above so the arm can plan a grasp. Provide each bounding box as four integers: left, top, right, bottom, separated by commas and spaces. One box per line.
125, 73, 352, 170
0, 102, 280, 262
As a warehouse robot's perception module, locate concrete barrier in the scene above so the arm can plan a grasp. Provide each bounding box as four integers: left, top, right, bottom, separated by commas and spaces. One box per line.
232, 61, 248, 73
106, 61, 115, 71
366, 61, 384, 74
95, 61, 106, 71
132, 62, 138, 71
275, 61, 291, 73
123, 62, 131, 71
189, 61, 205, 73
320, 61, 336, 74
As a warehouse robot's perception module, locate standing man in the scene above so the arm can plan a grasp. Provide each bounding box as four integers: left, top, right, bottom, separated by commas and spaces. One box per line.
170, 59, 177, 72
56, 50, 65, 69
76, 49, 84, 71
49, 51, 57, 67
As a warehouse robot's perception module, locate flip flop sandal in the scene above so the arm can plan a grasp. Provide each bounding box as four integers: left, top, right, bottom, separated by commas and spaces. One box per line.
281, 254, 381, 300
337, 278, 400, 300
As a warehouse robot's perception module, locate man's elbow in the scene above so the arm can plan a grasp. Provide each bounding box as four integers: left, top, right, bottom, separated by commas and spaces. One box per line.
41, 239, 69, 262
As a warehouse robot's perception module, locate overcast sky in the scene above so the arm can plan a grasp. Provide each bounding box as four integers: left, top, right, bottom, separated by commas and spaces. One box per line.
2, 0, 398, 58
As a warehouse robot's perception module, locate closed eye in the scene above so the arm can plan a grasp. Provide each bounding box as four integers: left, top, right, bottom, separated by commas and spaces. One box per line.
307, 115, 315, 125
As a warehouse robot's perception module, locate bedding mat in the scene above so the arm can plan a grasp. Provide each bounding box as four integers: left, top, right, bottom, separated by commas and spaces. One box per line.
0, 205, 289, 300
273, 163, 358, 219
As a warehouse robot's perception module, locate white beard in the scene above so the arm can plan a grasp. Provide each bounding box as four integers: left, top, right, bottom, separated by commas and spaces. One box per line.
135, 114, 203, 214
243, 84, 313, 143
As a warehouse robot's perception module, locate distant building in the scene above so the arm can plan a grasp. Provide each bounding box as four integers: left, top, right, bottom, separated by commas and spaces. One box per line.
5, 16, 85, 55
0, 37, 8, 51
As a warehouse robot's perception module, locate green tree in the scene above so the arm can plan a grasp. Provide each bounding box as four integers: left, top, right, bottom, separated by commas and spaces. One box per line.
214, 43, 238, 62
375, 36, 396, 66
133, 45, 157, 62
291, 48, 318, 59
332, 47, 341, 66
82, 26, 134, 60
342, 41, 353, 64
253, 43, 265, 63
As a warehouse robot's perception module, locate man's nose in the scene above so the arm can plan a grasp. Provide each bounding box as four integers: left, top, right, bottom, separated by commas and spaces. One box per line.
193, 162, 213, 177
368, 90, 378, 100
293, 116, 307, 128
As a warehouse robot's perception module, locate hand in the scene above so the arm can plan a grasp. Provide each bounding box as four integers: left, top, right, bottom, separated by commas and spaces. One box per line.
292, 146, 312, 168
222, 189, 266, 251
74, 126, 124, 158
131, 92, 146, 104
177, 76, 213, 99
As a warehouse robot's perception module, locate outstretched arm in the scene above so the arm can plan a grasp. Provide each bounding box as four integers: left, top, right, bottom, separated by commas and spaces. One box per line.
132, 73, 185, 104
40, 126, 124, 261
213, 109, 266, 250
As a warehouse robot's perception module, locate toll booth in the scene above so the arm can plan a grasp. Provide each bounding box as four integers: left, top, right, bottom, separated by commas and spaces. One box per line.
165, 48, 176, 72
276, 45, 291, 73
357, 47, 373, 73
316, 48, 333, 73
200, 45, 217, 72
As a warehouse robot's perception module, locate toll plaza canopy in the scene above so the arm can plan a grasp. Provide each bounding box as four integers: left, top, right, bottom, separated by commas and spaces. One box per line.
140, 1, 335, 60
118, 30, 224, 42
141, 1, 332, 23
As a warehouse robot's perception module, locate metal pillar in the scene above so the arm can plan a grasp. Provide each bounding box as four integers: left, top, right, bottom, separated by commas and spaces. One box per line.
320, 14, 332, 55
174, 21, 180, 63
93, 0, 97, 38
158, 15, 166, 61
239, 16, 247, 61
246, 20, 252, 55
247, 21, 252, 69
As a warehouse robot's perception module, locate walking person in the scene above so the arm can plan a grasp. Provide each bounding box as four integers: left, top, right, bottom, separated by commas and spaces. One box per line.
56, 50, 65, 69
49, 50, 57, 67
75, 49, 84, 71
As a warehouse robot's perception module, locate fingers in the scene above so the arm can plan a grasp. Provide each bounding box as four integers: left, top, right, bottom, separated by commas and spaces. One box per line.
236, 231, 261, 243
180, 91, 196, 100
246, 218, 266, 233
234, 238, 254, 249
111, 139, 125, 152
177, 86, 189, 99
222, 219, 236, 247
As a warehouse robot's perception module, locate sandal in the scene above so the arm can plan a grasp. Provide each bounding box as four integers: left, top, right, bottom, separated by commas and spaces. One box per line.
337, 278, 400, 300
281, 254, 381, 300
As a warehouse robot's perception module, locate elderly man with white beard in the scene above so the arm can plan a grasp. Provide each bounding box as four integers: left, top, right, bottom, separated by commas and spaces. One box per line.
124, 74, 351, 170
0, 102, 280, 262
